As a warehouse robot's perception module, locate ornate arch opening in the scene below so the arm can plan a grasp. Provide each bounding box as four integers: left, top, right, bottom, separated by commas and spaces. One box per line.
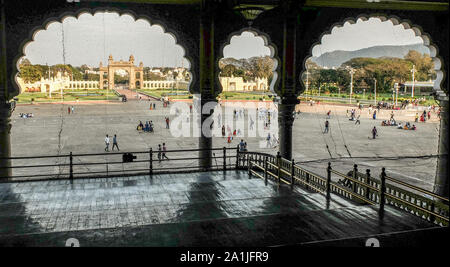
12, 8, 194, 99
218, 28, 280, 100
301, 15, 446, 103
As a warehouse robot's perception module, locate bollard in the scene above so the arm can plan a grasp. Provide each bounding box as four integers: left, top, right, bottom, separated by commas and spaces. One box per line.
379, 167, 386, 220
290, 159, 295, 190
352, 164, 358, 194
69, 152, 73, 180
149, 148, 153, 177
365, 169, 371, 200
326, 162, 332, 200
223, 147, 226, 171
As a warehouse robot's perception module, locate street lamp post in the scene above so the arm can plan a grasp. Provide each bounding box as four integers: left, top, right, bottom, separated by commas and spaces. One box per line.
349, 68, 355, 104
394, 82, 399, 106
411, 64, 416, 98
373, 78, 377, 106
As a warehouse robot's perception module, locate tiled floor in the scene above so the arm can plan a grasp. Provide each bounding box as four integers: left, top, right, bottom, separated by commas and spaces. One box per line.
0, 171, 437, 246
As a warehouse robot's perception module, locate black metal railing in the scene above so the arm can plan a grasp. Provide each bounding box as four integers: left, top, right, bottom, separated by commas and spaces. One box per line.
0, 147, 240, 182
241, 152, 449, 226
1, 147, 448, 226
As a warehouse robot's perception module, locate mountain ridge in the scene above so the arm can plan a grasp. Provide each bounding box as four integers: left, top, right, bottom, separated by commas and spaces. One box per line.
311, 43, 429, 68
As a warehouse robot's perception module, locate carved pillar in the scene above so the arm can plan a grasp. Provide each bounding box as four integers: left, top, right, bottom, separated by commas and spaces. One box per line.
129, 67, 135, 89
276, 1, 299, 160
99, 71, 104, 89
434, 98, 449, 198
108, 67, 114, 90
0, 103, 11, 179
140, 71, 144, 89
198, 1, 219, 169
0, 0, 11, 178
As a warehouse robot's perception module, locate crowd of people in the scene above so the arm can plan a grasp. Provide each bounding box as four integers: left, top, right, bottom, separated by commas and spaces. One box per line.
137, 120, 154, 133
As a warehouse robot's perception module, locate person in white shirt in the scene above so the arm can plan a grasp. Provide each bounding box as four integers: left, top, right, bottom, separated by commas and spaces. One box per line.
104, 135, 110, 152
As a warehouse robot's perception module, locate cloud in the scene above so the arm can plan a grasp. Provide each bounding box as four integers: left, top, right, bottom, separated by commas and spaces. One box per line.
312, 17, 425, 57
223, 31, 271, 59
23, 12, 190, 68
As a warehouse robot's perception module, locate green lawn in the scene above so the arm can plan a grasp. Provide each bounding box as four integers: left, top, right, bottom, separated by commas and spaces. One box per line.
138, 89, 192, 99
15, 90, 120, 103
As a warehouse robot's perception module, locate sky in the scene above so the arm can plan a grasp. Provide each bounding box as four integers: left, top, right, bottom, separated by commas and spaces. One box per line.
223, 31, 271, 59
312, 17, 425, 57
23, 13, 425, 67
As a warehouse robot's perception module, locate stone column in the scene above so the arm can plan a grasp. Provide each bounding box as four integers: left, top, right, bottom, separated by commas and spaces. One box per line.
276, 1, 299, 160
108, 68, 114, 90
140, 71, 144, 89
278, 98, 296, 159
129, 67, 135, 89
99, 71, 104, 89
0, 102, 11, 179
198, 1, 218, 170
434, 98, 449, 198
0, 0, 11, 178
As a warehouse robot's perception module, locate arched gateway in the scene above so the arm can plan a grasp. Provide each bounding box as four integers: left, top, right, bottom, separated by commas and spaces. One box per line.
99, 54, 144, 90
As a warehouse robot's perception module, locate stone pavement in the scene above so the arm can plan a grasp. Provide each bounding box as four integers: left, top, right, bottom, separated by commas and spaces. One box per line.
0, 171, 436, 246
10, 100, 439, 190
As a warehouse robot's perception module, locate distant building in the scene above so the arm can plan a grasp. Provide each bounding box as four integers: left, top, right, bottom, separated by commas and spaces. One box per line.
219, 76, 268, 92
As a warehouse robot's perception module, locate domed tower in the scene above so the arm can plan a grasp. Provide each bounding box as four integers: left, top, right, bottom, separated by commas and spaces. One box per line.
129, 55, 135, 64
108, 54, 113, 63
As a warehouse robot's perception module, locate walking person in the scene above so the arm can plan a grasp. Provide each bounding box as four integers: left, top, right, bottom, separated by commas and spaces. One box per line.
415, 113, 419, 122
104, 134, 110, 152
327, 110, 331, 119
71, 106, 74, 114
373, 110, 377, 120
266, 133, 271, 148
165, 117, 170, 129
157, 144, 162, 162
324, 120, 329, 133
355, 115, 360, 125
112, 134, 120, 151
162, 143, 169, 160
372, 126, 378, 139
68, 106, 71, 114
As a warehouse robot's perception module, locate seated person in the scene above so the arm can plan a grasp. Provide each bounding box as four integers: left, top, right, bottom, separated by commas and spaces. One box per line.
397, 123, 403, 129
411, 124, 416, 130
137, 121, 144, 131
381, 120, 386, 126
149, 125, 154, 132
144, 122, 150, 132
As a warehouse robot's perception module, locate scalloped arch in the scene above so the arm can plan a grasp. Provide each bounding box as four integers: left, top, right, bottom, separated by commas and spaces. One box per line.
301, 14, 447, 100
12, 8, 194, 95
218, 28, 280, 95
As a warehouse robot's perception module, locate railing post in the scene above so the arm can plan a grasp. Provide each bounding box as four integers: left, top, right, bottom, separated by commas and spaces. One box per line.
352, 164, 358, 194
290, 159, 295, 190
276, 152, 281, 185
236, 145, 240, 169
149, 148, 153, 177
305, 172, 310, 191
69, 152, 73, 180
365, 169, 371, 200
429, 202, 435, 224
223, 147, 226, 171
264, 156, 268, 185
379, 167, 386, 220
326, 162, 332, 200
248, 158, 251, 178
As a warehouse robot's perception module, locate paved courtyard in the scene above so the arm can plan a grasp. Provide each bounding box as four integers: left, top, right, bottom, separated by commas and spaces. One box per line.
9, 98, 440, 190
